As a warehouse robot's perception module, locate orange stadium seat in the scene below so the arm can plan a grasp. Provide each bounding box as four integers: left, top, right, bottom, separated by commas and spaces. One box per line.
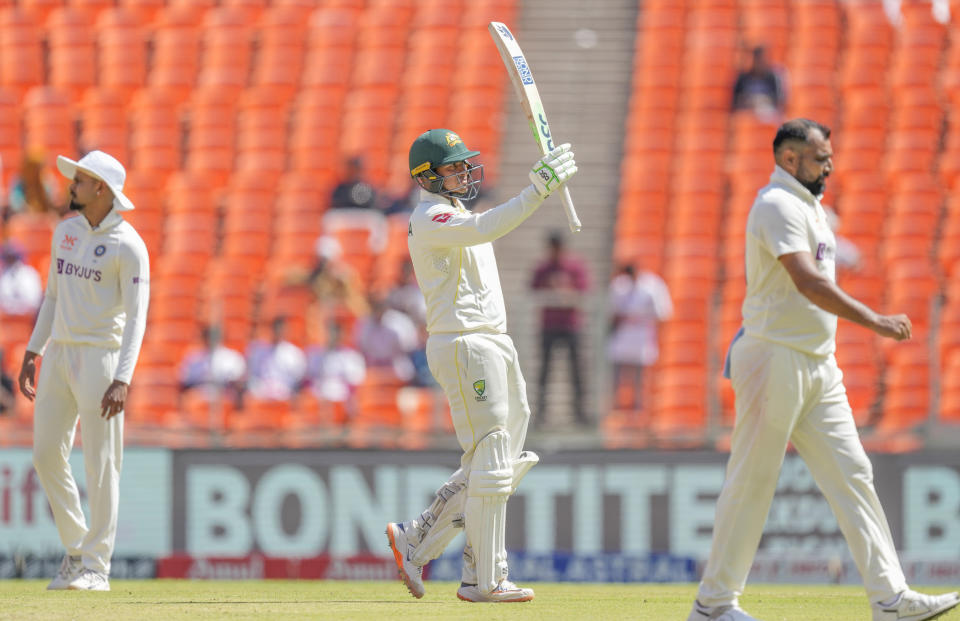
0, 88, 21, 189
148, 8, 202, 105
46, 8, 97, 101
22, 86, 76, 167
96, 8, 148, 102
118, 0, 165, 25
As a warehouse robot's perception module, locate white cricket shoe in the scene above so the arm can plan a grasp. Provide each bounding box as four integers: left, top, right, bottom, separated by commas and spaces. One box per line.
385, 522, 424, 599
457, 579, 534, 603
47, 554, 82, 590
687, 599, 761, 620
67, 568, 110, 591
872, 589, 960, 621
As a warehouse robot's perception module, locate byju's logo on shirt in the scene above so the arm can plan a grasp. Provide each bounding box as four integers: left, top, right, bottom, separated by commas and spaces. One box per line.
56, 259, 102, 282
60, 234, 77, 250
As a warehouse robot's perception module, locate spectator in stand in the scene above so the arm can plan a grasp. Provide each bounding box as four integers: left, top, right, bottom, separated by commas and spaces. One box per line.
305, 321, 366, 419
353, 292, 418, 383
0, 241, 43, 317
7, 149, 61, 215
530, 231, 590, 426
0, 349, 15, 415
330, 156, 378, 210
288, 235, 369, 322
731, 45, 787, 121
607, 263, 673, 411
383, 183, 420, 217
824, 205, 862, 272
386, 260, 427, 328
246, 316, 307, 401
178, 324, 246, 409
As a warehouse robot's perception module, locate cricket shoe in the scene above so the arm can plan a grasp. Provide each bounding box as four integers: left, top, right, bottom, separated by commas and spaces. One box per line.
687, 600, 761, 621
385, 522, 424, 599
67, 568, 110, 591
872, 589, 960, 621
47, 554, 82, 590
457, 579, 534, 603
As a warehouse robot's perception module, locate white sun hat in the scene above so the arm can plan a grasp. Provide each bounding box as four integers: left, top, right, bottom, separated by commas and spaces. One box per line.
56, 150, 135, 212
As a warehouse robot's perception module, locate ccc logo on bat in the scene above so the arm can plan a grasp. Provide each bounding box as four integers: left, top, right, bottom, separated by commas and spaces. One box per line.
538, 113, 554, 150
496, 24, 513, 41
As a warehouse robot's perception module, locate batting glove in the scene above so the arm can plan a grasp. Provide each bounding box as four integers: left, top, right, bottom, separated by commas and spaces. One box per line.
529, 143, 577, 198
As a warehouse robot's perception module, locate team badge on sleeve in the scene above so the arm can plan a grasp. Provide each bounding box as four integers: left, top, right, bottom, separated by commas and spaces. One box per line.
432, 212, 453, 224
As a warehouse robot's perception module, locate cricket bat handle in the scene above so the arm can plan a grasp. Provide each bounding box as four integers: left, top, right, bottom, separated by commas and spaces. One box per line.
560, 185, 581, 233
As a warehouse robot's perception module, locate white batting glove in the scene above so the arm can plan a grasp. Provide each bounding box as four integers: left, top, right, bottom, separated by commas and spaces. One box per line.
529, 143, 577, 198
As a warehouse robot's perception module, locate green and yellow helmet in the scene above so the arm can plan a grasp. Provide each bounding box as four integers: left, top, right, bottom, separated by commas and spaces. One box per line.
409, 129, 483, 200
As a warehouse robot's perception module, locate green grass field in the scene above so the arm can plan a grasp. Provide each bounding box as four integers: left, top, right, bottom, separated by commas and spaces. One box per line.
1, 581, 958, 621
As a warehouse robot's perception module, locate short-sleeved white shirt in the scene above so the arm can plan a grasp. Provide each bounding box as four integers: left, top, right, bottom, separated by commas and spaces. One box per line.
742, 165, 837, 356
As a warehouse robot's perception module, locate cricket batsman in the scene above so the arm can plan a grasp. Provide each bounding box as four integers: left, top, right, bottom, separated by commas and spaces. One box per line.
385, 129, 577, 602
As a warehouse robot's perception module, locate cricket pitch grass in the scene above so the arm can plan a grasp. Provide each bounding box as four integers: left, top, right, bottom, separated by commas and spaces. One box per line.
1, 581, 958, 621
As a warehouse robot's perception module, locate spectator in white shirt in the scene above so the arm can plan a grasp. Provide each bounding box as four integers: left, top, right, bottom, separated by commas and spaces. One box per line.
607, 263, 673, 410
178, 324, 246, 408
0, 241, 42, 317
354, 293, 418, 383
246, 316, 306, 401
386, 260, 427, 328
305, 321, 366, 417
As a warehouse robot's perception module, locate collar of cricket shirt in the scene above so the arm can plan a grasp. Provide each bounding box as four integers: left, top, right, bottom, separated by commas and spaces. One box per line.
82, 207, 124, 232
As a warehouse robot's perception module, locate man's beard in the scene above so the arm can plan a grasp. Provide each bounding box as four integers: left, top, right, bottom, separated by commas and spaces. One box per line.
799, 175, 826, 197
69, 200, 83, 211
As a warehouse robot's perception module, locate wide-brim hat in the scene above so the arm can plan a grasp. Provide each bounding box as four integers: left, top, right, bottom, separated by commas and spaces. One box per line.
56, 150, 135, 212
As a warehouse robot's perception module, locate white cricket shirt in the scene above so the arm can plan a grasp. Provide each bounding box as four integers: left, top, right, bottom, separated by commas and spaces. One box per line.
27, 209, 150, 383
408, 186, 544, 335
742, 165, 837, 356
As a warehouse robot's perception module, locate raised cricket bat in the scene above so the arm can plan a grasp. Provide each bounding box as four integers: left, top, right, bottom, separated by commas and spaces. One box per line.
488, 21, 582, 233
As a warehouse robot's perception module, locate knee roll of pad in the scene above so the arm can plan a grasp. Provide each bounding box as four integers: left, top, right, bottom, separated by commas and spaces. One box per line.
468, 430, 514, 497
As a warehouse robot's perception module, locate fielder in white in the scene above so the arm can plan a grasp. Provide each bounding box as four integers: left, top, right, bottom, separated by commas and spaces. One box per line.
385, 129, 576, 603
18, 151, 150, 592
688, 120, 959, 621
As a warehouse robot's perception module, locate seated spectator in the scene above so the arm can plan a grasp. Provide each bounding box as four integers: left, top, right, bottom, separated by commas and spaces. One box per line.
246, 316, 307, 401
607, 263, 673, 411
731, 45, 787, 121
330, 156, 377, 210
287, 236, 369, 321
0, 241, 42, 317
824, 205, 862, 272
0, 349, 15, 415
7, 149, 61, 215
353, 293, 418, 383
305, 321, 366, 418
178, 324, 247, 409
382, 182, 419, 217
385, 260, 426, 328
408, 323, 436, 389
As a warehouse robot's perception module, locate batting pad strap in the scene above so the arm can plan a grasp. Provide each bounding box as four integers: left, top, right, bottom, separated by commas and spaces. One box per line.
511, 451, 538, 493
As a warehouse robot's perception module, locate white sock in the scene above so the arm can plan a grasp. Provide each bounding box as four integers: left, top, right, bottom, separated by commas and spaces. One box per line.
879, 592, 904, 607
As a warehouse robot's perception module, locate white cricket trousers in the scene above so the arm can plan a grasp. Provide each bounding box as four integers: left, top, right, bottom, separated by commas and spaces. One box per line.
32, 342, 123, 575
697, 335, 906, 607
426, 331, 530, 463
